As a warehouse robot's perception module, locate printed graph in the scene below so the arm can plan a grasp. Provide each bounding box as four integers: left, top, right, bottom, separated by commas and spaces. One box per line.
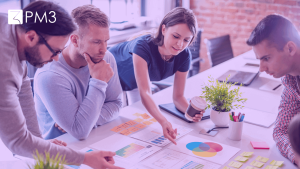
186, 142, 223, 157
116, 143, 145, 158
180, 161, 204, 169
152, 152, 182, 168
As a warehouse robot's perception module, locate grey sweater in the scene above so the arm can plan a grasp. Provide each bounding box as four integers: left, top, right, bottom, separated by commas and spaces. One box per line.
34, 51, 122, 140
0, 13, 84, 165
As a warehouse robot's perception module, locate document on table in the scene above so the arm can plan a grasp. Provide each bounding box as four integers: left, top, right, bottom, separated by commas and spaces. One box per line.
89, 134, 161, 168
140, 149, 221, 169
130, 123, 193, 147
168, 135, 240, 165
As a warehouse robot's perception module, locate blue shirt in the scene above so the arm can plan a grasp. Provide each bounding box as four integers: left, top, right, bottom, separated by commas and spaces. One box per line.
109, 34, 191, 91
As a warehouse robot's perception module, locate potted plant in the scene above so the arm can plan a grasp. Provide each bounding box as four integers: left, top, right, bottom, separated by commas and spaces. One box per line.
200, 75, 247, 127
28, 150, 66, 169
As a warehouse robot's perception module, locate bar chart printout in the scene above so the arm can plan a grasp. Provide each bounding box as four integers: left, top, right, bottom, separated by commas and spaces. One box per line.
89, 134, 161, 168
130, 123, 193, 147
180, 161, 204, 169
116, 143, 145, 158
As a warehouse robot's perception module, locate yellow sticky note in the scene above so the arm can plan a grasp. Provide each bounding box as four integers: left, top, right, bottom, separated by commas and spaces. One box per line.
274, 161, 283, 167
133, 113, 142, 116
241, 152, 254, 157
149, 118, 158, 122
142, 121, 153, 125
228, 161, 243, 168
250, 161, 264, 168
256, 156, 269, 163
134, 118, 143, 122
245, 166, 256, 169
264, 165, 278, 169
141, 113, 151, 119
223, 167, 233, 169
125, 120, 138, 126
270, 160, 276, 165
234, 156, 249, 162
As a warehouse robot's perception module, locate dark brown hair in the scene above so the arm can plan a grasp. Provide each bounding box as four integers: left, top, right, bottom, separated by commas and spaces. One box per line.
152, 7, 198, 46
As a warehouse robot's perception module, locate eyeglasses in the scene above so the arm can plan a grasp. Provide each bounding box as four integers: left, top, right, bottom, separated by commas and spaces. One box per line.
36, 32, 66, 58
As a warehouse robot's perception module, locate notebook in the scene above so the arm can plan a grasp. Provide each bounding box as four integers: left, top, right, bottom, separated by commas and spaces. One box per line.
218, 70, 260, 86
159, 103, 211, 123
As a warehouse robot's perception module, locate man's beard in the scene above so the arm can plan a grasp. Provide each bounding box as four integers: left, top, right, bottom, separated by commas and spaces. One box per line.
24, 45, 45, 68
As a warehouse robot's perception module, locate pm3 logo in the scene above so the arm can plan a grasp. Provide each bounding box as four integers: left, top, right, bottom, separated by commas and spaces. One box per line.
8, 10, 56, 25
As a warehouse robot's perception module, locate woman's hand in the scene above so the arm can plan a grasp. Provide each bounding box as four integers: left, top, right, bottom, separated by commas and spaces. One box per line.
161, 121, 177, 145
192, 111, 204, 122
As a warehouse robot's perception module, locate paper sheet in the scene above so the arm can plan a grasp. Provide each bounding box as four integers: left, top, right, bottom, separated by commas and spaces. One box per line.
89, 134, 161, 167
168, 135, 240, 165
130, 123, 193, 147
141, 149, 220, 169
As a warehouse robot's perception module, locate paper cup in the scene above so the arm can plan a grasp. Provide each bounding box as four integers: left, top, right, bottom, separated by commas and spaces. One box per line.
185, 96, 207, 121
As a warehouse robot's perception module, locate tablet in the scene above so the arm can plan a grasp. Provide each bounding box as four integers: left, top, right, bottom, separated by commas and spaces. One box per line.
159, 103, 211, 123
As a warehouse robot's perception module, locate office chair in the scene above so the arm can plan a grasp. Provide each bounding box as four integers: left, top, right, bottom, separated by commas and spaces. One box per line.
204, 34, 234, 67
152, 30, 203, 89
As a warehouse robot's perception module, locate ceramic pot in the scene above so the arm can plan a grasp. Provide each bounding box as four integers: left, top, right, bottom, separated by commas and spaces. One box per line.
210, 108, 230, 127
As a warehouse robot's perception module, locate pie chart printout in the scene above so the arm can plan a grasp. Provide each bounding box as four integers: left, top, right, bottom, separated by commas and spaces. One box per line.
186, 142, 223, 157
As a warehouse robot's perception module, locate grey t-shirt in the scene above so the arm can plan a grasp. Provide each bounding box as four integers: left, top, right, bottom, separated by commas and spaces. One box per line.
0, 13, 84, 165
34, 52, 122, 140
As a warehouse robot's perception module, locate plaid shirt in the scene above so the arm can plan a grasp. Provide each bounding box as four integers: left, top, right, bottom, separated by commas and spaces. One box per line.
273, 74, 300, 163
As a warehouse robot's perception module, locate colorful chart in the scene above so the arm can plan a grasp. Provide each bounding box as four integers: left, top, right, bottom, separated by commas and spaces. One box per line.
186, 142, 223, 157
180, 161, 204, 169
116, 143, 145, 158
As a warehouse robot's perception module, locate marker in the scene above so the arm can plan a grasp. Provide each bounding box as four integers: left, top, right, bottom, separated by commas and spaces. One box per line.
240, 114, 245, 122
229, 113, 233, 121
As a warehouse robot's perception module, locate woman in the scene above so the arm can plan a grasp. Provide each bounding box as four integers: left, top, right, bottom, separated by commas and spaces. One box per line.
109, 7, 202, 144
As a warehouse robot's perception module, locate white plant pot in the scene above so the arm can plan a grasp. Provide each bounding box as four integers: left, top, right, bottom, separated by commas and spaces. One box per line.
210, 108, 230, 127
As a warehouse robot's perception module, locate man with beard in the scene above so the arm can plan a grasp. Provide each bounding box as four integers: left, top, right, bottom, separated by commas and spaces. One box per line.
247, 14, 300, 167
0, 1, 123, 169
34, 5, 122, 140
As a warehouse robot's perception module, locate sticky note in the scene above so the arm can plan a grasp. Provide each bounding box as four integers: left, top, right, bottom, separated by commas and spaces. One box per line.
250, 161, 264, 168
270, 161, 283, 167
245, 166, 256, 169
228, 161, 243, 168
118, 123, 130, 129
223, 167, 233, 169
264, 166, 278, 169
240, 152, 254, 157
149, 118, 157, 122
133, 113, 142, 117
110, 126, 123, 132
141, 113, 151, 119
135, 123, 147, 129
143, 121, 153, 125
128, 127, 140, 133
250, 141, 270, 149
256, 156, 269, 163
125, 120, 138, 126
134, 118, 144, 122
119, 129, 132, 136
234, 156, 249, 162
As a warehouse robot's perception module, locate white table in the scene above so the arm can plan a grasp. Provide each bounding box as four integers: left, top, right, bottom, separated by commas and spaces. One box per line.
57, 50, 295, 168
2, 50, 294, 168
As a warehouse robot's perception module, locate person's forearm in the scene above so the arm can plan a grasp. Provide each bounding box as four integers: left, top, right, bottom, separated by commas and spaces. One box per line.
273, 127, 295, 163
96, 100, 122, 126
140, 91, 167, 124
173, 96, 189, 113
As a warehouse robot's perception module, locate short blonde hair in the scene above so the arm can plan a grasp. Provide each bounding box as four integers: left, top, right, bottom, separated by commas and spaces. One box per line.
71, 5, 109, 35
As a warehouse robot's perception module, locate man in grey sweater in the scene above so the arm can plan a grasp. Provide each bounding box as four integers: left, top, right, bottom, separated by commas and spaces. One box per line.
34, 5, 122, 140
0, 1, 123, 169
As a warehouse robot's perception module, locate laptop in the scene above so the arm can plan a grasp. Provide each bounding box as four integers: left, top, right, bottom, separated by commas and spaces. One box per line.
159, 103, 211, 123
241, 107, 278, 128
218, 70, 260, 86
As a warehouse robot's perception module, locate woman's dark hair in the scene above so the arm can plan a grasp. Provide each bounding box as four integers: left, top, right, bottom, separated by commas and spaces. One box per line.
21, 1, 76, 37
247, 14, 300, 50
152, 7, 198, 46
288, 114, 300, 155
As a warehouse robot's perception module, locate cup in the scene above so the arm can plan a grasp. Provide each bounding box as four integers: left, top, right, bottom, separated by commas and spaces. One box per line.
228, 120, 243, 141
185, 96, 207, 121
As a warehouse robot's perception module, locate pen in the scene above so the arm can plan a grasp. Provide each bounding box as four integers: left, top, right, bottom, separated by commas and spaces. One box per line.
229, 113, 233, 121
